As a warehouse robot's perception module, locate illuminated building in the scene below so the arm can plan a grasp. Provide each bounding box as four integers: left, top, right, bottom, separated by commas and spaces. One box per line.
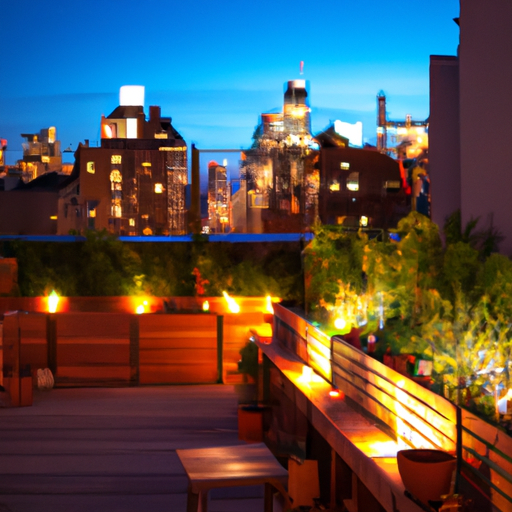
58, 86, 188, 236
207, 161, 230, 233
19, 127, 63, 181
236, 80, 316, 233
376, 91, 428, 160
316, 125, 408, 230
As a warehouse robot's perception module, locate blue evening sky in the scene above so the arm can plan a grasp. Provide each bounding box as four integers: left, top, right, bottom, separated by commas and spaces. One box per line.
0, 0, 460, 166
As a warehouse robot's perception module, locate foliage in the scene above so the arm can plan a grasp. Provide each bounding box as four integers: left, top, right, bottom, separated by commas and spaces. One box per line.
9, 234, 303, 300
304, 211, 512, 417
303, 223, 365, 323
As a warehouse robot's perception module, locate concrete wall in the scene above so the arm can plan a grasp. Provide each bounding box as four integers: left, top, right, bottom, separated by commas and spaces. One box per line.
429, 55, 460, 235
459, 0, 512, 255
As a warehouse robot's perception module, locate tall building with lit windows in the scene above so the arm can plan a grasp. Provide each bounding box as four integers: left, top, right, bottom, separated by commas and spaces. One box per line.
236, 80, 317, 233
58, 86, 188, 236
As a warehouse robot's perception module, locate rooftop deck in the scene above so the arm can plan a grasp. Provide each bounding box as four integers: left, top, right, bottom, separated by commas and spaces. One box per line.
0, 385, 266, 512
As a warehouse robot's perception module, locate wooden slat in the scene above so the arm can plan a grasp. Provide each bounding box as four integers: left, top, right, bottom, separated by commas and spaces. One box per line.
138, 363, 217, 384
56, 313, 132, 336
58, 345, 129, 365
333, 351, 456, 440
333, 359, 455, 452
56, 365, 131, 380
333, 339, 457, 423
139, 338, 217, 350
139, 348, 216, 365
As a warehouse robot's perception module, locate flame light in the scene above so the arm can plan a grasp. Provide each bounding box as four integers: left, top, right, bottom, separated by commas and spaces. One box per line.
223, 291, 240, 313
265, 295, 274, 314
334, 317, 346, 330
48, 290, 60, 314
202, 300, 210, 312
135, 299, 149, 315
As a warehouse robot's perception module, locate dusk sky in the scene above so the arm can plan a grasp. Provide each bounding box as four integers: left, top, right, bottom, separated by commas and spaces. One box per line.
1, 0, 460, 166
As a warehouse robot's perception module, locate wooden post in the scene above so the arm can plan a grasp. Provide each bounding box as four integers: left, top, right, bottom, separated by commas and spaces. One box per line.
46, 314, 57, 375
129, 315, 139, 386
217, 315, 223, 384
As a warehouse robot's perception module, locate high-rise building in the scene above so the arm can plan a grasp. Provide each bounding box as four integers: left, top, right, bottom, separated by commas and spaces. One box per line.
236, 80, 316, 233
207, 161, 230, 233
58, 86, 188, 236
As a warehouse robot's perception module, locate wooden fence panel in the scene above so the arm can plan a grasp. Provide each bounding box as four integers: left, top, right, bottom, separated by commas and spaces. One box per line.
55, 313, 132, 386
138, 314, 217, 384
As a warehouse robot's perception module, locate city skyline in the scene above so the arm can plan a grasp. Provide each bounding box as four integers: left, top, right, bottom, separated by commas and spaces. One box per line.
0, 0, 460, 165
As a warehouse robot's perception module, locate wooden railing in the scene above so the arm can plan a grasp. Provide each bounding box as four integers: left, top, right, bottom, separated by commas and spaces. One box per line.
272, 304, 512, 511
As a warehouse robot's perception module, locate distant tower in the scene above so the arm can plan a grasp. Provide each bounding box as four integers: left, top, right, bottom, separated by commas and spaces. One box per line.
283, 80, 311, 136
377, 91, 387, 152
207, 161, 229, 233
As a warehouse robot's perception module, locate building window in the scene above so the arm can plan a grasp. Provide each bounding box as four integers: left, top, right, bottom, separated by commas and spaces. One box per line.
154, 183, 164, 194
346, 172, 359, 192
110, 170, 123, 218
87, 162, 95, 174
340, 162, 350, 170
329, 180, 340, 192
111, 155, 122, 165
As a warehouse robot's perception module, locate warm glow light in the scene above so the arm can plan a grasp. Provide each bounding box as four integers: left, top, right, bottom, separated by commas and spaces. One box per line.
334, 317, 346, 330
48, 290, 60, 314
367, 441, 399, 457
136, 305, 145, 314
265, 295, 274, 314
360, 216, 368, 227
202, 300, 210, 312
329, 388, 343, 398
223, 291, 240, 313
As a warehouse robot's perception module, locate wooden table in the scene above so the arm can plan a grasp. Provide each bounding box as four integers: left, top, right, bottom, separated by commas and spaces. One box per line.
176, 443, 289, 512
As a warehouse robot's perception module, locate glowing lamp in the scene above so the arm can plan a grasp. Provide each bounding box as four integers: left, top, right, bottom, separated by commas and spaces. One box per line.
136, 304, 145, 314
265, 295, 274, 314
223, 291, 240, 313
334, 317, 346, 330
329, 388, 343, 398
301, 365, 313, 382
202, 300, 210, 312
48, 290, 60, 314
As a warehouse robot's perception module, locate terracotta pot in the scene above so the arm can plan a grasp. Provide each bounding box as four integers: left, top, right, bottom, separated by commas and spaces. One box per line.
397, 449, 456, 504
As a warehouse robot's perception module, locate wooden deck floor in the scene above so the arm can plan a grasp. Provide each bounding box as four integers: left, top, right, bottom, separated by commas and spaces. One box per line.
0, 385, 266, 512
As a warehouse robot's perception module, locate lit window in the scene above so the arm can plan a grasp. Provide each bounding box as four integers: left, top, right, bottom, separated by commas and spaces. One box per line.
87, 162, 95, 174
110, 170, 122, 218
384, 180, 401, 190
88, 208, 96, 218
111, 155, 122, 165
329, 181, 340, 191
50, 215, 57, 220
360, 216, 369, 227
340, 162, 350, 170
129, 218, 135, 227
154, 183, 164, 194
126, 118, 138, 139
142, 162, 151, 167
347, 172, 359, 192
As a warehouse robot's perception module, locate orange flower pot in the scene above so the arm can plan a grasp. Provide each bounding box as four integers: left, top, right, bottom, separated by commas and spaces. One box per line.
397, 449, 456, 505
